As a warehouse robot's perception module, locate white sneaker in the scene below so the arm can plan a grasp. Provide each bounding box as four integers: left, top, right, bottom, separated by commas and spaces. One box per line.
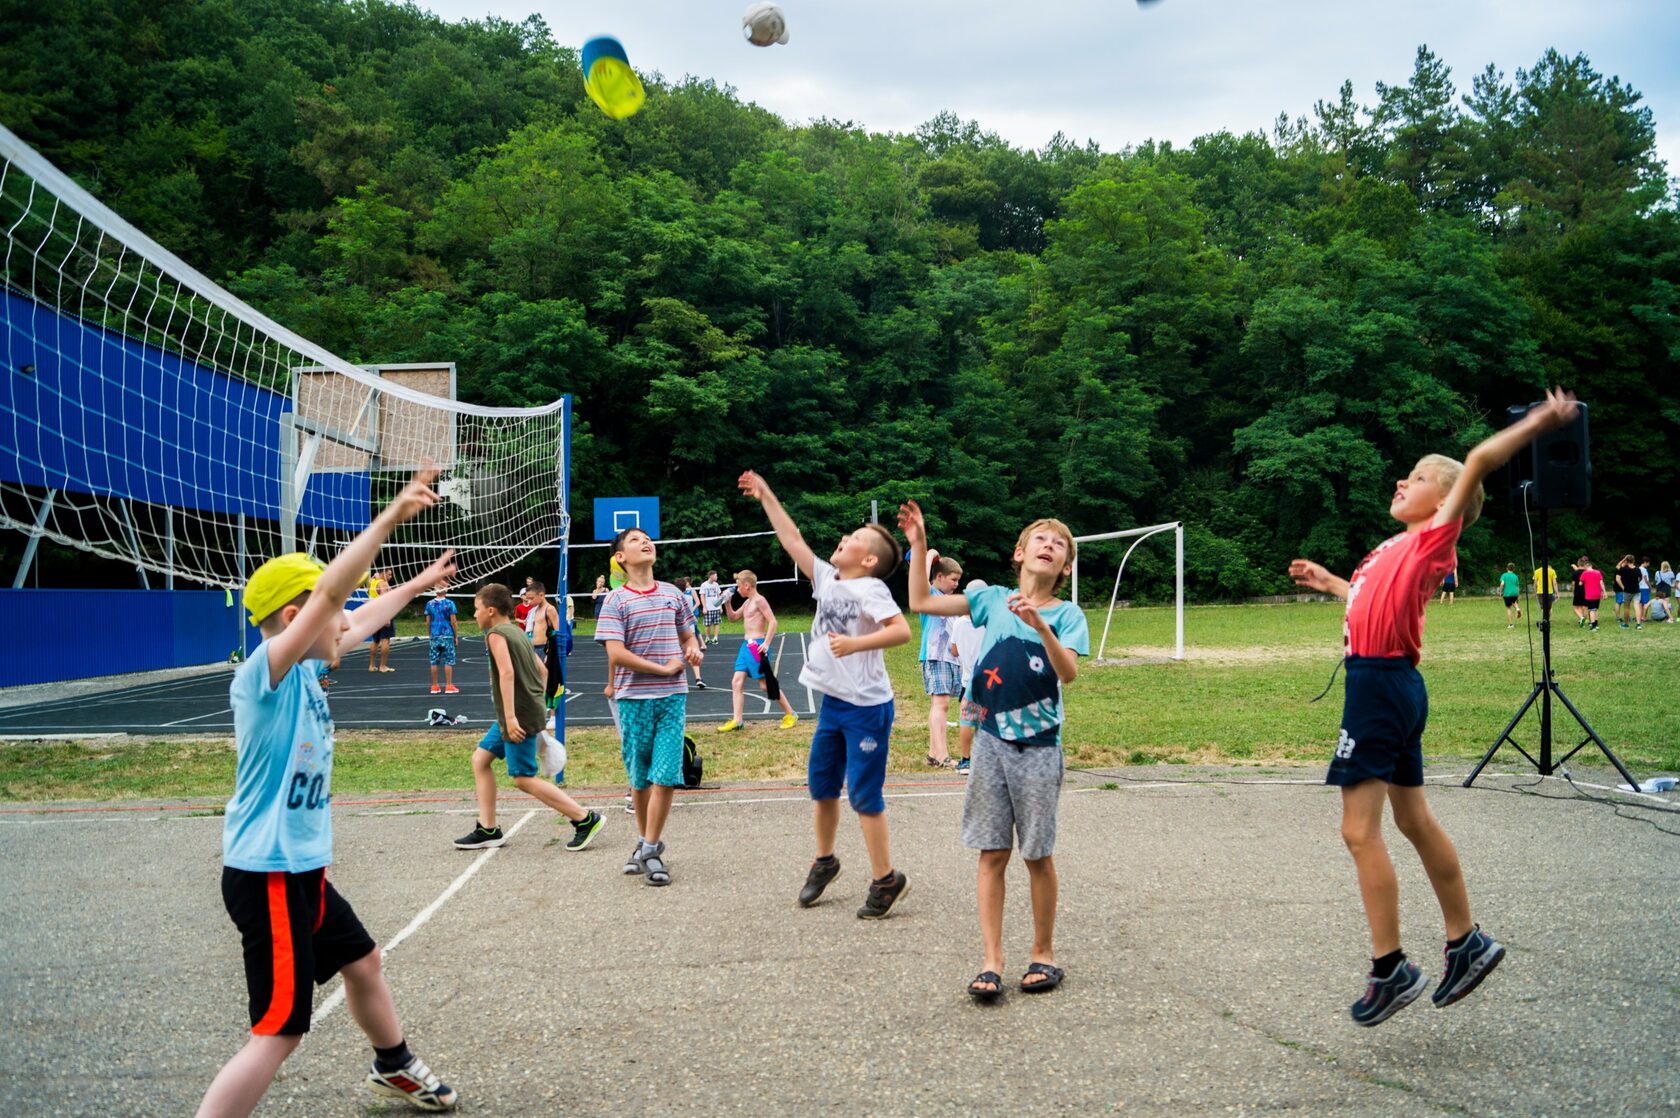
367, 1054, 457, 1111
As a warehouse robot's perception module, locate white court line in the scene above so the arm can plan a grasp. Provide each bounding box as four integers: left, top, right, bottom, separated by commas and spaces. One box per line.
310, 809, 538, 1027
161, 707, 233, 727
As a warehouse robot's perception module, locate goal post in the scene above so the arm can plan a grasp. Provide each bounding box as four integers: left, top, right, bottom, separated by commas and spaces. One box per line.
0, 123, 568, 595
1070, 520, 1184, 662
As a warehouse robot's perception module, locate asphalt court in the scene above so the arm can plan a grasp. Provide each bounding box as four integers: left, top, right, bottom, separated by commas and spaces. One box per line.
0, 632, 815, 735
1, 766, 1676, 1116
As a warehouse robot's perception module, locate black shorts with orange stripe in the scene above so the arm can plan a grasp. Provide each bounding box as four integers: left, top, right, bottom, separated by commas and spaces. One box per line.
221, 866, 376, 1036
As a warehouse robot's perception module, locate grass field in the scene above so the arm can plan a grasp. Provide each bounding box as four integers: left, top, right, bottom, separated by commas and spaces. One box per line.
2, 595, 1674, 801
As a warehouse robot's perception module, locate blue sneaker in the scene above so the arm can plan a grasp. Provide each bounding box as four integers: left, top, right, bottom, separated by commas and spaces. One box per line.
1350, 961, 1427, 1026
1433, 925, 1505, 1007
955, 758, 971, 775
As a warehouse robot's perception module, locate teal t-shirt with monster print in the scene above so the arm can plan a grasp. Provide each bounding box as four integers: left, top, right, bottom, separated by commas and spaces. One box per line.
964, 586, 1089, 747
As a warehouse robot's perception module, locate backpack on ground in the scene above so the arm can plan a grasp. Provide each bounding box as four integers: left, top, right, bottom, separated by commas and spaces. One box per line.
681, 735, 703, 788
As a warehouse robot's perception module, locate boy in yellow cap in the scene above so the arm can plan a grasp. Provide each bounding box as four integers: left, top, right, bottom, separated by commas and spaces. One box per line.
198, 469, 461, 1117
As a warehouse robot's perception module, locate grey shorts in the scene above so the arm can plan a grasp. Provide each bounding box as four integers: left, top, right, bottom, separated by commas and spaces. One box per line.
960, 728, 1064, 859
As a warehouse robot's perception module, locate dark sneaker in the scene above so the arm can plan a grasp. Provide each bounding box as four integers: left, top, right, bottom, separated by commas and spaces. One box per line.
798, 858, 841, 907
565, 811, 604, 852
453, 824, 504, 850
623, 839, 663, 875
1350, 960, 1427, 1026
955, 758, 971, 775
367, 1054, 457, 1111
694, 680, 710, 690
1433, 926, 1505, 1007
857, 869, 910, 919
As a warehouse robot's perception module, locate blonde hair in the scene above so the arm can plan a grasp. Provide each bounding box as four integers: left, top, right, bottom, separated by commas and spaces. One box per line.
1416, 453, 1484, 528
733, 569, 758, 587
1012, 518, 1077, 593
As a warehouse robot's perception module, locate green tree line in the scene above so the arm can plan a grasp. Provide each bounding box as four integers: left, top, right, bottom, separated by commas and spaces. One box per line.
3, 0, 1676, 596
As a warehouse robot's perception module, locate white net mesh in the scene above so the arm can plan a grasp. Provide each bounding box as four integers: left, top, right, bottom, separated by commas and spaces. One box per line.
0, 125, 566, 590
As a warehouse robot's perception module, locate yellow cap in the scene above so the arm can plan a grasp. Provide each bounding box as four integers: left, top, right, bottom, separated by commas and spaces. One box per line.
244, 553, 327, 626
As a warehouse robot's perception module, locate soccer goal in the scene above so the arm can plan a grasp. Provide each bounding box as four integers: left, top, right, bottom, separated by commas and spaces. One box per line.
1069, 520, 1184, 662
0, 124, 568, 594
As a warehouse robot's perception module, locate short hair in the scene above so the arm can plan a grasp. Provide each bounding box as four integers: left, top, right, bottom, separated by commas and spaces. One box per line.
675, 576, 691, 590
612, 527, 649, 555
707, 569, 717, 578
476, 582, 516, 617
1012, 518, 1077, 593
734, 569, 757, 587
932, 556, 962, 580
528, 579, 546, 594
1506, 563, 1515, 571
859, 523, 902, 580
1416, 454, 1484, 528
258, 590, 311, 636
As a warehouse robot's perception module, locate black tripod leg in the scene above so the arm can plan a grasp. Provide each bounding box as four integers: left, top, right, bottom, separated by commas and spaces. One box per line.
1464, 683, 1543, 788
1547, 682, 1641, 790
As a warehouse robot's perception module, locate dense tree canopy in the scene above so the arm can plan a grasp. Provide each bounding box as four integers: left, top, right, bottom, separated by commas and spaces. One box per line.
4, 1, 1676, 596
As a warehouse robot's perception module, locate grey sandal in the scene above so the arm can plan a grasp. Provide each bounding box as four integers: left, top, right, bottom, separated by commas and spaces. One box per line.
644, 852, 671, 886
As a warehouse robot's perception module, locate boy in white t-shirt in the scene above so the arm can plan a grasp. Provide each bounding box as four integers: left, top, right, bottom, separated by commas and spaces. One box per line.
737, 471, 914, 919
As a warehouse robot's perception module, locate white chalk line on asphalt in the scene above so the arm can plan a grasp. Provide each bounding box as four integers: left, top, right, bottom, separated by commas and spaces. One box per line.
310, 809, 538, 1028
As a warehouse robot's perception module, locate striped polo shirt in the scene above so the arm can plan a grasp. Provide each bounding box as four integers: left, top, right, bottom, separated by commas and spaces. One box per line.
594, 581, 693, 700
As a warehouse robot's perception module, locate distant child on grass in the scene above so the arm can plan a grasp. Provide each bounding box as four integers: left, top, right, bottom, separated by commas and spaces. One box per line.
700, 569, 724, 645
738, 471, 913, 919
199, 469, 458, 1117
675, 576, 710, 690
451, 583, 604, 854
426, 584, 458, 694
919, 554, 963, 767
717, 569, 800, 731
901, 500, 1088, 1000
1498, 564, 1522, 627
945, 578, 989, 775
1287, 388, 1580, 1026
594, 528, 705, 887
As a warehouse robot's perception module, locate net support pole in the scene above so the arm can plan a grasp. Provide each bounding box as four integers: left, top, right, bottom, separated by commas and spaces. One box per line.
119, 501, 150, 590
165, 510, 174, 590
279, 413, 299, 555
554, 396, 572, 746
237, 513, 248, 660
11, 488, 55, 588
1175, 522, 1184, 661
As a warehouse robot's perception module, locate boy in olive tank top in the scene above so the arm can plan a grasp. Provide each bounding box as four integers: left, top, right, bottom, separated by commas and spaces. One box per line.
453, 583, 604, 852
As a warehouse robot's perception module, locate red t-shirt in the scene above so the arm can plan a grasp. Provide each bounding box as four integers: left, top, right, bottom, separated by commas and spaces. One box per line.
1579, 568, 1604, 601
1343, 518, 1462, 665
514, 601, 533, 625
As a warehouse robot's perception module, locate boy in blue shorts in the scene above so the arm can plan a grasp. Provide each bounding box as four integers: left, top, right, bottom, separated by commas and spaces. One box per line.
738, 471, 913, 918
902, 502, 1088, 1000
717, 568, 800, 731
453, 584, 604, 853
425, 584, 458, 694
200, 471, 458, 1116
595, 528, 704, 887
1289, 388, 1580, 1025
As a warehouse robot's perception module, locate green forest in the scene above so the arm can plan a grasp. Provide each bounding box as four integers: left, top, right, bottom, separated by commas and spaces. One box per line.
4, 0, 1677, 597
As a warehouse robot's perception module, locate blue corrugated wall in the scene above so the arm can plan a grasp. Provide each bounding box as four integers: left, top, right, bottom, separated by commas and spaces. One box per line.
0, 589, 243, 687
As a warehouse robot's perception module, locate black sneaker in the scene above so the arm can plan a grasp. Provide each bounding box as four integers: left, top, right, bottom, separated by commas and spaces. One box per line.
1350, 960, 1427, 1026
565, 811, 604, 852
857, 869, 909, 919
694, 680, 710, 690
1432, 925, 1505, 1007
798, 857, 841, 907
453, 824, 504, 850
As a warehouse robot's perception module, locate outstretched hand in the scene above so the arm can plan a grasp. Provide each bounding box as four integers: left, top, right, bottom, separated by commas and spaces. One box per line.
384, 463, 442, 525
1288, 559, 1336, 592
1526, 387, 1580, 433
896, 499, 927, 549
738, 470, 772, 502
416, 548, 457, 589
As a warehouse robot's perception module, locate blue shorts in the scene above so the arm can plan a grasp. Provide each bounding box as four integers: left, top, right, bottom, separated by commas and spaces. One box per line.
922, 659, 961, 696
1326, 657, 1426, 788
1615, 591, 1625, 605
428, 636, 456, 666
1640, 587, 1651, 604
807, 694, 894, 815
478, 721, 538, 779
618, 693, 687, 789
733, 639, 766, 679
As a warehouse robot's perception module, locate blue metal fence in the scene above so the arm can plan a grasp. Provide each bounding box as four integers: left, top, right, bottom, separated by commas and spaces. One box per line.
0, 588, 244, 687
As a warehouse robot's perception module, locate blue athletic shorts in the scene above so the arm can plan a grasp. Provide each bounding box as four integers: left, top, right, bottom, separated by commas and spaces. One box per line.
1325, 657, 1426, 788
1640, 587, 1651, 604
807, 694, 895, 814
733, 639, 766, 679
618, 693, 687, 789
428, 636, 456, 666
478, 721, 538, 779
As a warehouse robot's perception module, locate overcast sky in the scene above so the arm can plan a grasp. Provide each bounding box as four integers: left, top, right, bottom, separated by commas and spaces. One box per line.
418, 0, 1679, 177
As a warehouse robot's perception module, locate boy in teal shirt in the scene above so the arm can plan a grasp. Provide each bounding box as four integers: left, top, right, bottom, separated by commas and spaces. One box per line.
202, 470, 459, 1116
1499, 564, 1522, 627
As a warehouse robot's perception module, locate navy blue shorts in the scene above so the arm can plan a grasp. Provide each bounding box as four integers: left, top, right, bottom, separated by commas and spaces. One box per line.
1326, 657, 1426, 788
807, 694, 894, 814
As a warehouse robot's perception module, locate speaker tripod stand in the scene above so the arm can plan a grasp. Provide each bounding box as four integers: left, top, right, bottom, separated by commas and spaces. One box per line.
1463, 505, 1638, 789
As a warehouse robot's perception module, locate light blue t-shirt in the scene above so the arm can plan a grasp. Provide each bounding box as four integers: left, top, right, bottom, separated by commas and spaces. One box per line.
966, 585, 1090, 747
426, 596, 457, 638
222, 640, 336, 873
918, 587, 957, 664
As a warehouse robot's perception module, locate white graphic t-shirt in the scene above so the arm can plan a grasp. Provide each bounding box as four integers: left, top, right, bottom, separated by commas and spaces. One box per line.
799, 558, 902, 707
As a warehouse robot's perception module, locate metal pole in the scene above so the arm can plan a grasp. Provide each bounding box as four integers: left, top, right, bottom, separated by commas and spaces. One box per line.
11, 488, 56, 588
1539, 507, 1553, 772
1175, 523, 1184, 661
871, 500, 878, 525
165, 509, 174, 590
554, 397, 571, 748
237, 513, 248, 659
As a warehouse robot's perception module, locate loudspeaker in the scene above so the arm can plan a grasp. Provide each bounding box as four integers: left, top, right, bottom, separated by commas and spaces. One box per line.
1508, 400, 1590, 510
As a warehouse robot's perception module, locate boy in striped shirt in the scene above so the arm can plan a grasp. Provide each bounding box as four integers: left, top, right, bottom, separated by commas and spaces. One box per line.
594, 527, 704, 886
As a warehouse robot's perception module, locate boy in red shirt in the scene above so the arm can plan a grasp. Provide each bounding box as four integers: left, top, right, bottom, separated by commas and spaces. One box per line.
1289, 388, 1578, 1026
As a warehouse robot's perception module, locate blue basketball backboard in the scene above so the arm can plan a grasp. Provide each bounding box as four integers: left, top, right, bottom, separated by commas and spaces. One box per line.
593, 496, 660, 541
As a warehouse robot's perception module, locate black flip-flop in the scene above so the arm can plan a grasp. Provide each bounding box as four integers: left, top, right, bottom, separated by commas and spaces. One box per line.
1020, 963, 1064, 993
967, 971, 1004, 1002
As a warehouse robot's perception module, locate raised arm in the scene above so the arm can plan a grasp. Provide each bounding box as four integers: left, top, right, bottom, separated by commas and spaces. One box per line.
1288, 559, 1351, 600
897, 499, 970, 616
1436, 388, 1579, 528
738, 471, 817, 580
337, 550, 457, 654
